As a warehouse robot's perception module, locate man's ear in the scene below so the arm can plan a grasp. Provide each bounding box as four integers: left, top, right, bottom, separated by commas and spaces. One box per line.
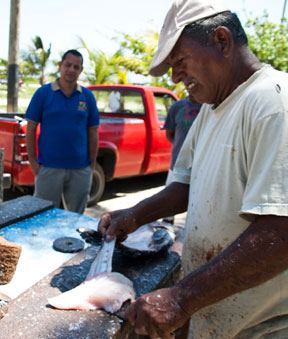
213, 26, 233, 58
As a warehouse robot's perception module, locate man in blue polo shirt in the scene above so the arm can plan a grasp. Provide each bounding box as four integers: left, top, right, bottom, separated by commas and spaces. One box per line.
25, 49, 99, 214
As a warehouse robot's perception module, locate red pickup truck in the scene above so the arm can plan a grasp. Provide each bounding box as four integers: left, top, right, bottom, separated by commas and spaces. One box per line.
0, 84, 178, 205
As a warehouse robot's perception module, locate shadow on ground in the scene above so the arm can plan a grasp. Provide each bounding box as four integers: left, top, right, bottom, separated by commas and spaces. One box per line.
3, 172, 168, 203
98, 172, 167, 202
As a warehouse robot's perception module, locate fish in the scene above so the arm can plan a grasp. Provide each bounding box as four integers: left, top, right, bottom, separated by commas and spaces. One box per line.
77, 221, 176, 256
120, 223, 176, 255
48, 271, 135, 313
48, 238, 136, 313
76, 227, 102, 246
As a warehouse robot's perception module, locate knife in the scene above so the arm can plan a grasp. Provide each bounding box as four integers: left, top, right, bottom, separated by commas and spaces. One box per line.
86, 237, 116, 279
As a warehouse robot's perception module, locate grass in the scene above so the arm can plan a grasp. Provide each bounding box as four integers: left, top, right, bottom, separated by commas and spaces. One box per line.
0, 82, 40, 113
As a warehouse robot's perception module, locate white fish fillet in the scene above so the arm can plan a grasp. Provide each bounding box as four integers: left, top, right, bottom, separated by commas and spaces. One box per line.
48, 238, 136, 313
48, 272, 135, 313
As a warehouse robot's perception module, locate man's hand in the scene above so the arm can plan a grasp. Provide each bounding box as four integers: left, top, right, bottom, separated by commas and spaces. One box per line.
124, 287, 190, 339
90, 159, 96, 171
98, 208, 139, 242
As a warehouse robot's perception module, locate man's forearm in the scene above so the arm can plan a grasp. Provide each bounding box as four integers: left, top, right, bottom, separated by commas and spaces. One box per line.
132, 182, 189, 227
174, 215, 288, 315
26, 123, 38, 164
88, 127, 98, 169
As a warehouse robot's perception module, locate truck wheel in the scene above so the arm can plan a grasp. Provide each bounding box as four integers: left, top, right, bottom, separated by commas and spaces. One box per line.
87, 163, 105, 207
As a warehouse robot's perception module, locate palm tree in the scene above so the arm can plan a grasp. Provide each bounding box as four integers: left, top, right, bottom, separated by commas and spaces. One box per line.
116, 29, 159, 77
79, 38, 127, 84
116, 29, 186, 98
21, 36, 51, 85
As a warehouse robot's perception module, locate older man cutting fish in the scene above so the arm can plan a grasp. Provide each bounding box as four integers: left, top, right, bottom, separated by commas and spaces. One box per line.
98, 0, 288, 338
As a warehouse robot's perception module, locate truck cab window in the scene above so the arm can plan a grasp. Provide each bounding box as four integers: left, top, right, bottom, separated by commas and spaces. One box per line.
92, 89, 145, 115
153, 93, 177, 121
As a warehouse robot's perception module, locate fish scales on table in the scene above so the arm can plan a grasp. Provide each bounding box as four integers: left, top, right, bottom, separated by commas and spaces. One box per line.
48, 238, 136, 313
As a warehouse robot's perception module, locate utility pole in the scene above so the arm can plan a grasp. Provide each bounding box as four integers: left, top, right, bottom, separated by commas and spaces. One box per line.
7, 0, 20, 113
283, 0, 287, 18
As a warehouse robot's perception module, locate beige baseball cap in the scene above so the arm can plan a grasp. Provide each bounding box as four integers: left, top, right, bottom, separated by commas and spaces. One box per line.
148, 0, 230, 76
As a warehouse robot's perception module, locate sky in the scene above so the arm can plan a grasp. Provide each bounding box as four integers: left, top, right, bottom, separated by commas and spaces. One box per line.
1, 0, 287, 71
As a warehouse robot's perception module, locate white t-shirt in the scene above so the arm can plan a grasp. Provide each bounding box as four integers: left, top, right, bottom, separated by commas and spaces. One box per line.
108, 91, 121, 111
173, 65, 288, 338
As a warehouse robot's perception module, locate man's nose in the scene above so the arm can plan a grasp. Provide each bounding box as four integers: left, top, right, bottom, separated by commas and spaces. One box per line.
171, 67, 183, 84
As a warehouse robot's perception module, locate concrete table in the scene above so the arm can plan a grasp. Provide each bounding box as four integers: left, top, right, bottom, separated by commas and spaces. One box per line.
0, 196, 181, 338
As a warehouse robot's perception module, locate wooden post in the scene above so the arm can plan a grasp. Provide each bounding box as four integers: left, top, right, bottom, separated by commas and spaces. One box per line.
7, 0, 21, 113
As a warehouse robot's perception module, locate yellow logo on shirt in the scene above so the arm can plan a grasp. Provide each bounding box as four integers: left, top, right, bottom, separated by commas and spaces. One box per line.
78, 101, 87, 111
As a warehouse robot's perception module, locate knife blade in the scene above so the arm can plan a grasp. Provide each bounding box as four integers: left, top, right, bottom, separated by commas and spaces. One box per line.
86, 237, 116, 279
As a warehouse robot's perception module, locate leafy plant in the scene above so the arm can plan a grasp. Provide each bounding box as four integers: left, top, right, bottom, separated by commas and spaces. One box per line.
0, 58, 8, 79
246, 12, 288, 72
79, 38, 127, 84
115, 30, 186, 98
20, 36, 52, 85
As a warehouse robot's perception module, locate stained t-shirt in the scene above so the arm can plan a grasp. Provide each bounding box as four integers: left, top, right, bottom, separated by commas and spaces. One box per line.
173, 65, 288, 338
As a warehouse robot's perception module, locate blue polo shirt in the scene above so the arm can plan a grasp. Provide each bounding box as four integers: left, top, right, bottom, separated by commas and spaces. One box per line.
25, 80, 99, 168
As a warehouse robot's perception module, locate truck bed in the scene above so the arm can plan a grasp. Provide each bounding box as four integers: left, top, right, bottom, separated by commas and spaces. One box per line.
0, 113, 25, 121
